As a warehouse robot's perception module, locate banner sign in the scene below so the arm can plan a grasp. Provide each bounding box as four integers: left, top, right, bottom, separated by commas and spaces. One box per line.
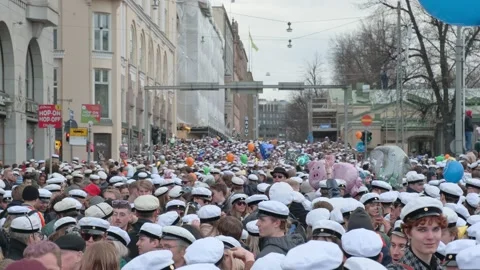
81, 104, 101, 124
38, 104, 62, 128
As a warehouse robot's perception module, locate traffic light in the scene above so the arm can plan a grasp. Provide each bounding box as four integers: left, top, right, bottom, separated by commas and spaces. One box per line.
367, 131, 372, 143
65, 132, 70, 142
361, 130, 372, 144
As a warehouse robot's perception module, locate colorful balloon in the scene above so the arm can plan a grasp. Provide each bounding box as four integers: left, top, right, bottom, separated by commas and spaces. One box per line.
248, 143, 255, 153
186, 157, 194, 167
226, 153, 235, 163
444, 160, 464, 183
240, 154, 248, 164
444, 154, 451, 159
435, 155, 445, 162
203, 166, 210, 175
355, 131, 362, 139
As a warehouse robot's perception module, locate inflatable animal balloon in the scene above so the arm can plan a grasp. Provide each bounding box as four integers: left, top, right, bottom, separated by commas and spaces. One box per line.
369, 145, 411, 189
332, 162, 363, 197
308, 160, 327, 190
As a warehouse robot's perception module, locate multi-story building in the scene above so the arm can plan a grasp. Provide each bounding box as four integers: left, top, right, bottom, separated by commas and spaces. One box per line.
212, 6, 253, 139
0, 0, 58, 164
176, 0, 225, 138
56, 0, 176, 161
258, 99, 287, 140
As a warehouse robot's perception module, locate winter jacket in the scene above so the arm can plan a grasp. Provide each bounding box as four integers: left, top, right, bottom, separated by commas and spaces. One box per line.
387, 247, 441, 270
6, 238, 27, 260
127, 218, 151, 258
465, 116, 474, 132
257, 235, 299, 259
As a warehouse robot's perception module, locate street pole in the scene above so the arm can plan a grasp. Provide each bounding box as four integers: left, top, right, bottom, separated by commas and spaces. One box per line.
395, 0, 401, 146
307, 99, 313, 142
455, 26, 464, 155
48, 126, 53, 177
344, 87, 348, 152
87, 121, 92, 163
69, 111, 73, 162
144, 91, 151, 161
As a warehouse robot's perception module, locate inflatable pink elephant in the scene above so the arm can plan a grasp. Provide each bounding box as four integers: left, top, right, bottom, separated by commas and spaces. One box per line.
332, 162, 363, 197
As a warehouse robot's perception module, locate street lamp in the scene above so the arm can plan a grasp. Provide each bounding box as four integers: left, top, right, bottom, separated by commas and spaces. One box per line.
286, 22, 292, 32
287, 40, 292, 48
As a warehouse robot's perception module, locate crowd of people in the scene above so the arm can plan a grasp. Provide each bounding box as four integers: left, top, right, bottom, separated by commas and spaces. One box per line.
0, 138, 478, 269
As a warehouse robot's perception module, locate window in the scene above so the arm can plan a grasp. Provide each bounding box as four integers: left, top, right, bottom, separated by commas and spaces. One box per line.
25, 45, 34, 100
94, 13, 110, 51
129, 24, 137, 63
53, 28, 58, 50
94, 69, 110, 118
53, 68, 58, 104
148, 40, 153, 77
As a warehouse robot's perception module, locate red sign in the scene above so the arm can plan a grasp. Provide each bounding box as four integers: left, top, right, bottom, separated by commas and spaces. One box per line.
361, 114, 373, 126
38, 104, 62, 128
81, 104, 101, 124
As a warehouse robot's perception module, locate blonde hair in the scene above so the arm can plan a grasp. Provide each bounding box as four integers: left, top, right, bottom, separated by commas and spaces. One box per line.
285, 179, 300, 191
136, 180, 153, 193
80, 241, 120, 270
246, 235, 260, 256
200, 222, 219, 237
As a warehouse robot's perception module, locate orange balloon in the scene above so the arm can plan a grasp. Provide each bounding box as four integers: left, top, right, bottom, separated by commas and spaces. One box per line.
186, 157, 194, 167
355, 131, 362, 139
444, 154, 450, 159
248, 143, 255, 153
226, 153, 235, 163
272, 139, 278, 146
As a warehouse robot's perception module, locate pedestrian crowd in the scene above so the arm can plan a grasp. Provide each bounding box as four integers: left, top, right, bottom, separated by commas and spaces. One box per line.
0, 137, 478, 269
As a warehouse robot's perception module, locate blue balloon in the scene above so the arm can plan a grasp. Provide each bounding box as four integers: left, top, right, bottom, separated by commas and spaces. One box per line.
259, 143, 273, 160
443, 160, 464, 183
419, 0, 480, 26
356, 141, 365, 153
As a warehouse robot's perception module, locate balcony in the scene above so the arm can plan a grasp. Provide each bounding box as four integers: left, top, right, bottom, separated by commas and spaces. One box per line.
26, 0, 59, 27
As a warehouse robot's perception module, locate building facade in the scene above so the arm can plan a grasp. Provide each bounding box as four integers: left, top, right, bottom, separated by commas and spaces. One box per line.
258, 99, 287, 141
0, 0, 58, 164
176, 0, 225, 138
57, 0, 176, 161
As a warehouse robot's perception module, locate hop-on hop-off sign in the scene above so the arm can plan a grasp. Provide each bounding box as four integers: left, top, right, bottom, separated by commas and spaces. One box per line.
361, 114, 373, 127
38, 104, 62, 128
81, 104, 101, 124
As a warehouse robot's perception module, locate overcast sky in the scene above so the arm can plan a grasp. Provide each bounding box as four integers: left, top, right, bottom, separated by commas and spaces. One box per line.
211, 0, 372, 100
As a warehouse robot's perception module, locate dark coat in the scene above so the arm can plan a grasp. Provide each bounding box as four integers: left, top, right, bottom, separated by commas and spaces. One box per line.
257, 235, 298, 259
6, 238, 27, 260
127, 218, 151, 259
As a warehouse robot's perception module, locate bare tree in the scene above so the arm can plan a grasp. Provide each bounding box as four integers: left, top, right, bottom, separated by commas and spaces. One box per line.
333, 0, 480, 153
284, 52, 326, 142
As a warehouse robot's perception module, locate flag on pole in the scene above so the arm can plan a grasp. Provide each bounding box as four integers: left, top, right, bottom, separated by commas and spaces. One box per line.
249, 31, 258, 52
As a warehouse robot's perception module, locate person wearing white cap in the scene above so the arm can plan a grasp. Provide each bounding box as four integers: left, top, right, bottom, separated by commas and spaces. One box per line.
465, 178, 480, 194
122, 250, 175, 270
281, 241, 343, 270
311, 219, 345, 244
406, 172, 426, 193
379, 191, 398, 218
128, 195, 160, 258
463, 192, 480, 215
344, 257, 387, 270
443, 239, 476, 268
245, 194, 268, 213
160, 225, 197, 268
390, 220, 407, 263
7, 215, 42, 260
229, 193, 248, 221
191, 187, 212, 207
78, 216, 110, 249
342, 228, 383, 262
255, 201, 298, 258
251, 252, 284, 270
136, 223, 163, 255
439, 182, 463, 205
371, 180, 393, 194
107, 226, 131, 263
442, 207, 459, 245
184, 237, 224, 267
386, 196, 446, 270
231, 177, 245, 193
198, 205, 222, 237
456, 244, 480, 269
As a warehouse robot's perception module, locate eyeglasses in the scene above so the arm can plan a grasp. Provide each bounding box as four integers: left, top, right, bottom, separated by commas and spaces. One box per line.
81, 232, 104, 242
112, 200, 130, 207
235, 201, 246, 206
272, 174, 284, 179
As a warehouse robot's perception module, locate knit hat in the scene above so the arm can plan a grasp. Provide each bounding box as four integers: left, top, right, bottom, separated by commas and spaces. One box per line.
347, 208, 374, 231
22, 186, 39, 201
84, 184, 101, 197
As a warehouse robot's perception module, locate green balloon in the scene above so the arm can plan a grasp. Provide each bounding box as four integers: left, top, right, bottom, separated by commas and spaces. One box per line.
240, 154, 248, 164
203, 166, 211, 175
435, 156, 445, 162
